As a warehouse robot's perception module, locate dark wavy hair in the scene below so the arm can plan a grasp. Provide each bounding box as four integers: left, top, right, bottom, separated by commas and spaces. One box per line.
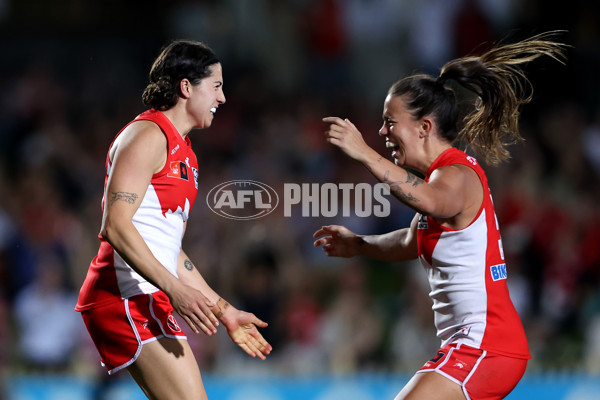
388, 31, 568, 165
142, 40, 219, 111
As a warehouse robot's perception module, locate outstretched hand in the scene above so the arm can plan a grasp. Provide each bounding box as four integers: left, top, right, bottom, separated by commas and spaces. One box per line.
222, 308, 272, 360
313, 225, 362, 258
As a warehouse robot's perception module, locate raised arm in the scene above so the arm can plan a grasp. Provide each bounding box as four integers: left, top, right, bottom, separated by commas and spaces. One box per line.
322, 117, 481, 221
100, 121, 219, 336
313, 213, 419, 262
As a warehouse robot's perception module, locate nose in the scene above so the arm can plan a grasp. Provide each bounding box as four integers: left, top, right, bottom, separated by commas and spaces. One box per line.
378, 124, 388, 137
218, 89, 226, 104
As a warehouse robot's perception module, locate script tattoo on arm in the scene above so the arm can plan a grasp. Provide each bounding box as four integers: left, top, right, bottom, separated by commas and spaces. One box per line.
110, 192, 138, 205
383, 170, 422, 203
184, 259, 194, 271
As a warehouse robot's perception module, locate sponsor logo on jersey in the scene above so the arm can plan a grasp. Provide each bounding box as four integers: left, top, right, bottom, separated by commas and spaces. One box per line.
466, 155, 477, 165
490, 263, 507, 281
170, 144, 180, 155
418, 214, 429, 229
167, 315, 182, 332
167, 161, 189, 181
206, 180, 279, 220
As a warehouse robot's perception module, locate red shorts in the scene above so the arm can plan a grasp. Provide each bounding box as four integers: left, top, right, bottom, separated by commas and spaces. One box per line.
80, 291, 186, 374
417, 343, 528, 400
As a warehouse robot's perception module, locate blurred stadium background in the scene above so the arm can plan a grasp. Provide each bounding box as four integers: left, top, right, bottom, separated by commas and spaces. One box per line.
1, 0, 600, 399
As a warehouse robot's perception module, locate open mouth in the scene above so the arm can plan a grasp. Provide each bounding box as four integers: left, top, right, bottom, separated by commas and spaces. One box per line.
385, 139, 402, 160
385, 140, 400, 151
210, 107, 217, 114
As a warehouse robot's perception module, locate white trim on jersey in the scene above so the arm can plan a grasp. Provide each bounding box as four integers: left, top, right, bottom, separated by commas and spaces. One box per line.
420, 210, 488, 349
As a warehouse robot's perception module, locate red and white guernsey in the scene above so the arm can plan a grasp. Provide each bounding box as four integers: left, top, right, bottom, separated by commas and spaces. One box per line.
417, 148, 530, 359
76, 110, 199, 311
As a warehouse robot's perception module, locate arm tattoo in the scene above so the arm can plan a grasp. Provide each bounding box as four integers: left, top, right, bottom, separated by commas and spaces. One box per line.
365, 157, 383, 174
405, 172, 425, 187
382, 170, 421, 203
184, 259, 194, 271
214, 298, 230, 319
110, 191, 138, 205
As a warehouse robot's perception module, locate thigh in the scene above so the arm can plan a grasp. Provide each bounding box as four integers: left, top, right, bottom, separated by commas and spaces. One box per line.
81, 292, 187, 375
127, 337, 208, 400
395, 371, 466, 400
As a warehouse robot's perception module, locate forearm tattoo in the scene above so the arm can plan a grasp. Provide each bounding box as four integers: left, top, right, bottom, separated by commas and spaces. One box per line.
383, 170, 422, 203
214, 298, 230, 319
184, 259, 194, 271
110, 191, 138, 205
405, 172, 424, 188
365, 157, 383, 174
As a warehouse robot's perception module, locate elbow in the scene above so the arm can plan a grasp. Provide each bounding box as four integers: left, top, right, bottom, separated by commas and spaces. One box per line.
416, 198, 459, 219
100, 223, 112, 244
100, 216, 121, 245
414, 200, 438, 218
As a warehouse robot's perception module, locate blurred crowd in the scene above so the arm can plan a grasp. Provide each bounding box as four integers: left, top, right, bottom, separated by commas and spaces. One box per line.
1, 0, 600, 388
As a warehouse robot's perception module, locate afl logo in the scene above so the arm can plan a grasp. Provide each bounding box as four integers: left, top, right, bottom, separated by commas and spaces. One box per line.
206, 180, 279, 220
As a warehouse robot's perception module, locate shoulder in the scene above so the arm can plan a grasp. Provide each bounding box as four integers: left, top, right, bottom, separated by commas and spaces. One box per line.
112, 121, 167, 154
109, 120, 167, 165
429, 163, 472, 184
120, 120, 167, 145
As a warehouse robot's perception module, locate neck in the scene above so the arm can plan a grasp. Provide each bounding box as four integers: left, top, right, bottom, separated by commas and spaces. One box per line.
412, 139, 453, 175
160, 104, 192, 139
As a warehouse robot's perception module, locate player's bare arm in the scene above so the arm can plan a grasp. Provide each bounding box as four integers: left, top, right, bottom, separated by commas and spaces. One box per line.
313, 213, 418, 262
102, 122, 219, 335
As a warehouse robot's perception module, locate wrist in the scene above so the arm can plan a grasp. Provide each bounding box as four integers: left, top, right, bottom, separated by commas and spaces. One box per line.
355, 235, 367, 256
158, 273, 181, 298
211, 297, 236, 324
361, 148, 384, 169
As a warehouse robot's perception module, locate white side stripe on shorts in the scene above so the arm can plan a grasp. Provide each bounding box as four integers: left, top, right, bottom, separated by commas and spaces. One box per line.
461, 349, 487, 400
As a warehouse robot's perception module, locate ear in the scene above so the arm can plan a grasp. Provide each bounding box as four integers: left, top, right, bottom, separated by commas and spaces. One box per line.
179, 79, 192, 99
419, 117, 433, 138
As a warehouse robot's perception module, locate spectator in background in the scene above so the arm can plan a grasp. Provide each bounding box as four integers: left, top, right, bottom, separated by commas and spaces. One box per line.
13, 252, 79, 372
319, 261, 384, 373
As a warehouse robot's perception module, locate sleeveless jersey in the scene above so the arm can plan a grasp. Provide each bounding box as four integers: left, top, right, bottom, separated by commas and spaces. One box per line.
416, 148, 530, 359
76, 110, 199, 311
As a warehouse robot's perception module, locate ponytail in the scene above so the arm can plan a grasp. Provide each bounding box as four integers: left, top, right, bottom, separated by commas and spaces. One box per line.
440, 31, 568, 165
389, 31, 568, 165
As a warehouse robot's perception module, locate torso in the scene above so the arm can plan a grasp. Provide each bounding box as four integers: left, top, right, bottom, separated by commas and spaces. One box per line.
416, 148, 530, 359
75, 110, 199, 311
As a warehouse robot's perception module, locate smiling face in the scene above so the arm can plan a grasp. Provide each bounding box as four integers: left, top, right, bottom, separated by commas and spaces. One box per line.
186, 63, 226, 129
379, 94, 424, 169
